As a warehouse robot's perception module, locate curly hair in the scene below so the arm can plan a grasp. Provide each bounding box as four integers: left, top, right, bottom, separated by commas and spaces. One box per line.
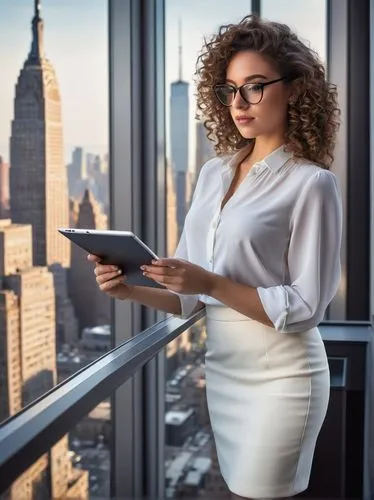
195, 14, 340, 168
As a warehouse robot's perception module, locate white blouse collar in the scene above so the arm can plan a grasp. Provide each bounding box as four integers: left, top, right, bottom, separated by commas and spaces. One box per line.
225, 143, 293, 174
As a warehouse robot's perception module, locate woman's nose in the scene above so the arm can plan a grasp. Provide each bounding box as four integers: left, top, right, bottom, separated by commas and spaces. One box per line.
232, 90, 250, 109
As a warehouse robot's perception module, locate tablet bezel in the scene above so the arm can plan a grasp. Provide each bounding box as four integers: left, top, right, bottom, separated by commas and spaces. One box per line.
58, 227, 165, 289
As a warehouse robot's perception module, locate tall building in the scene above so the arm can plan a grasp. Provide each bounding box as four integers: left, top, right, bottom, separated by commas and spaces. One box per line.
195, 120, 215, 177
67, 147, 88, 200
0, 218, 88, 499
90, 153, 109, 213
69, 189, 110, 331
0, 218, 55, 410
8, 0, 78, 347
50, 261, 79, 346
170, 21, 189, 238
9, 0, 70, 268
0, 157, 10, 218
5, 270, 56, 405
72, 146, 87, 180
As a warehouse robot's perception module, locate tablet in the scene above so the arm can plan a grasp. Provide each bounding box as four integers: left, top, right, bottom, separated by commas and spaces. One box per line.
58, 228, 166, 289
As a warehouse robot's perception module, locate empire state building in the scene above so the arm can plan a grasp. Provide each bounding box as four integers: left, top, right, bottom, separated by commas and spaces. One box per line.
10, 0, 70, 267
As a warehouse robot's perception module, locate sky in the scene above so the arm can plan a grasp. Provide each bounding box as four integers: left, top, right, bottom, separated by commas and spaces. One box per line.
0, 0, 326, 168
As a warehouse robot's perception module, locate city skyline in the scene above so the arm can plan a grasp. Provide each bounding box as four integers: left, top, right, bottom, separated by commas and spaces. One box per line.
0, 0, 326, 168
0, 4, 105, 495
0, 0, 108, 163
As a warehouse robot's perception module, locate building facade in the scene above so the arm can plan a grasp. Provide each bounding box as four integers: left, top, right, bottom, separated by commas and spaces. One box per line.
9, 0, 70, 268
170, 25, 189, 238
0, 218, 88, 499
69, 189, 110, 332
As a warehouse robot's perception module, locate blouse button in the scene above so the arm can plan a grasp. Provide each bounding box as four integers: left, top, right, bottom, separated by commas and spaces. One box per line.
251, 164, 259, 175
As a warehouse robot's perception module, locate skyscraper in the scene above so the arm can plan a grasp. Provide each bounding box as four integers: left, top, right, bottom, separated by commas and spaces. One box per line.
9, 0, 70, 268
9, 0, 78, 347
0, 218, 88, 499
170, 21, 189, 237
67, 146, 88, 200
69, 189, 110, 331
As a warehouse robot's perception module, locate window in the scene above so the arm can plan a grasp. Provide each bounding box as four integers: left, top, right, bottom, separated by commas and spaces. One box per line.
0, 0, 109, 496
261, 0, 327, 63
164, 2, 255, 497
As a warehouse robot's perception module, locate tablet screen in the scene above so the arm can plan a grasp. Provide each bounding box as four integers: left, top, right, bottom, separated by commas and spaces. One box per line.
58, 228, 165, 289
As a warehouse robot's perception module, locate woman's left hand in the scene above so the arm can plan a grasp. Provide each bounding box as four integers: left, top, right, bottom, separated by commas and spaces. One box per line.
141, 258, 214, 295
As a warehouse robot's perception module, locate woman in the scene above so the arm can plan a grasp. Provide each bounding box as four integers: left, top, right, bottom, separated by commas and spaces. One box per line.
89, 15, 342, 500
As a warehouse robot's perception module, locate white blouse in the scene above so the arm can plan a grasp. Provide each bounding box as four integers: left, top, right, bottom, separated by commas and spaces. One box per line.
173, 144, 343, 334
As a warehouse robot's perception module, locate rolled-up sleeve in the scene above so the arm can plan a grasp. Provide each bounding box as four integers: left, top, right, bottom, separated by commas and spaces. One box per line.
257, 170, 343, 333
171, 227, 200, 318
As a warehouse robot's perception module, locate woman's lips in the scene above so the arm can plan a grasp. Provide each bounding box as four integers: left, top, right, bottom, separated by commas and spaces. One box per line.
235, 116, 255, 125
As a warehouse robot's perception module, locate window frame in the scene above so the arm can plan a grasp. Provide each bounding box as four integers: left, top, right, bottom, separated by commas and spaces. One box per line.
327, 0, 371, 321
109, 0, 167, 498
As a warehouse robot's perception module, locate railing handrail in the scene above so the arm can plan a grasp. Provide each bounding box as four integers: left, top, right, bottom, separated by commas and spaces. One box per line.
0, 308, 205, 494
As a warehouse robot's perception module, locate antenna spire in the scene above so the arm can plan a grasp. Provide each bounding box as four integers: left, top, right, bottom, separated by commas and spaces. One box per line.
178, 18, 182, 81
34, 0, 41, 19
29, 0, 44, 62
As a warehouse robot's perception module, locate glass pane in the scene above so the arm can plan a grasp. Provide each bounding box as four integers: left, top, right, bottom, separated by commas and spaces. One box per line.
0, 399, 111, 499
165, 2, 254, 498
164, 1, 330, 498
0, 0, 110, 422
261, 0, 327, 64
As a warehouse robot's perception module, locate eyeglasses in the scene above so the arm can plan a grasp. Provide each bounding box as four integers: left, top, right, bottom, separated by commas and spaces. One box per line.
213, 77, 286, 106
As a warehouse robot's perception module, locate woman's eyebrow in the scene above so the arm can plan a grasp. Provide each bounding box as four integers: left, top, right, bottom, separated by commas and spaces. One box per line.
226, 74, 269, 84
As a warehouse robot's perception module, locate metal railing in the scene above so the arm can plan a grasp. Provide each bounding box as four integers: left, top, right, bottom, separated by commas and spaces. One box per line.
0, 308, 205, 494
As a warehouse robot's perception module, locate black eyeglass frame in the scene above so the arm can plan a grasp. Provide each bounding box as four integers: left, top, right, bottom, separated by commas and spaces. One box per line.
213, 77, 287, 106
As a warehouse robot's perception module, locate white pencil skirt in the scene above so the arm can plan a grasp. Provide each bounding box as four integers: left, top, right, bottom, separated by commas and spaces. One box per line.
204, 305, 330, 499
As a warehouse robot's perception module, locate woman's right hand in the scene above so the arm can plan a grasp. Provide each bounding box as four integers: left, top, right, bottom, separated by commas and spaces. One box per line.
87, 254, 134, 300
